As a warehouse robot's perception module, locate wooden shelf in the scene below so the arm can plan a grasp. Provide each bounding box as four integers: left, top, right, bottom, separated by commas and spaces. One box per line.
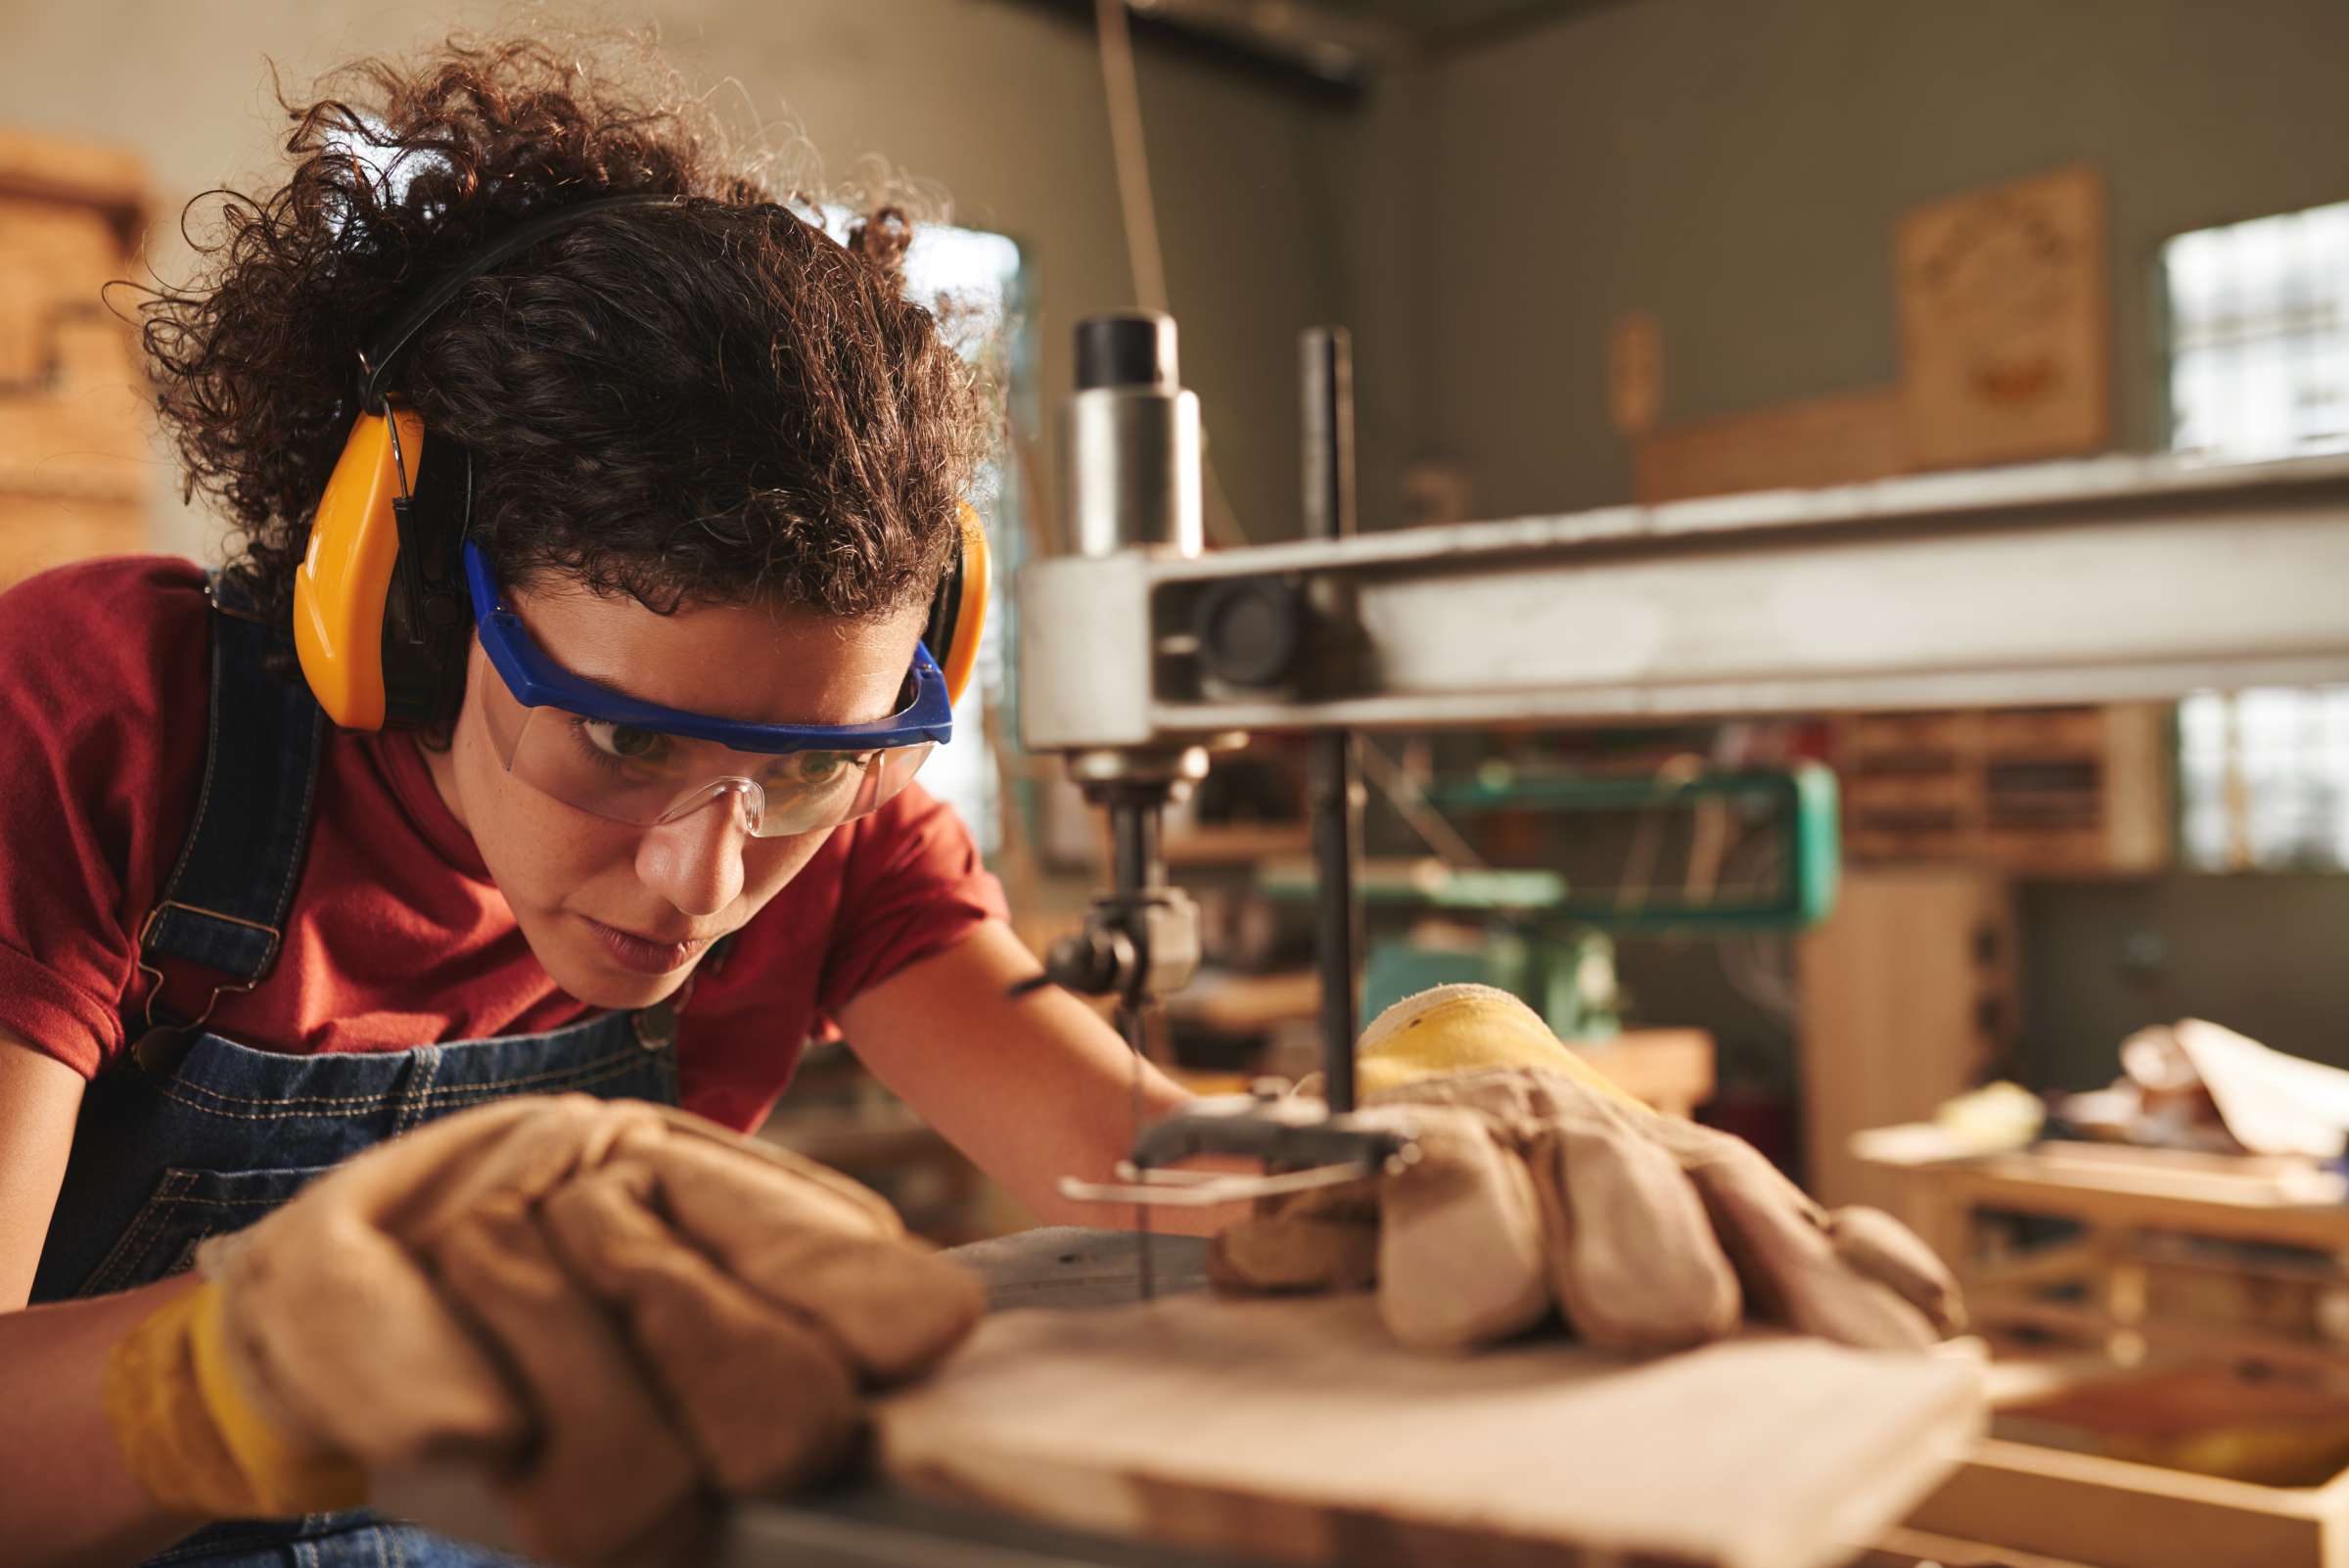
1869, 1141, 2349, 1566
1, 131, 152, 591
1834, 704, 2171, 875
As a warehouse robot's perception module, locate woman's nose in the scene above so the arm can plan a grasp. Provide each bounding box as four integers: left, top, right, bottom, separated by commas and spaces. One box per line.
634, 788, 752, 916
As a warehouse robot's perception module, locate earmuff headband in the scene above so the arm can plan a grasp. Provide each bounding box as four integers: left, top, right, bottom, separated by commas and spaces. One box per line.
356, 194, 689, 412
308, 190, 988, 732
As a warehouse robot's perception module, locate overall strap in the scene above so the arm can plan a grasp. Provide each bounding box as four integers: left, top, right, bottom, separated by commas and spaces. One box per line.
135, 572, 328, 1030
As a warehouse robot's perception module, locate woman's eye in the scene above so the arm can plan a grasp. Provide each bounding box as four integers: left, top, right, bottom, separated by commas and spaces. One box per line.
771, 751, 869, 790
582, 721, 668, 763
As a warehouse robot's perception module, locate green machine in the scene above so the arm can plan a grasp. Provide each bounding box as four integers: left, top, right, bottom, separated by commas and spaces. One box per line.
1255, 762, 1840, 1040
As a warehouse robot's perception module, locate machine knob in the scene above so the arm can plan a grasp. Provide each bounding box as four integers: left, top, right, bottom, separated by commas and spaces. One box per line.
1033, 925, 1137, 997
1192, 576, 1304, 688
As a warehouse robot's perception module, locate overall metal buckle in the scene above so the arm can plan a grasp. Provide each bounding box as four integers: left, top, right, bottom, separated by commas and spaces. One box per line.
631, 970, 696, 1050
132, 900, 279, 1035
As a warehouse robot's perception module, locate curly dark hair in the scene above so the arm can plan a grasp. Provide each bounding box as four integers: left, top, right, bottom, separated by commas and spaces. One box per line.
142, 35, 989, 662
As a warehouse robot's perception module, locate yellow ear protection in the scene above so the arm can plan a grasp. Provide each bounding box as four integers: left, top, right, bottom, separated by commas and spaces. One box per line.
295, 194, 990, 731
926, 501, 990, 708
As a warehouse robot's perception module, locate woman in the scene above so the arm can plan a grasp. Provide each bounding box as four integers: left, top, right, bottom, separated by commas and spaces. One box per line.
0, 36, 1195, 1566
0, 30, 1965, 1568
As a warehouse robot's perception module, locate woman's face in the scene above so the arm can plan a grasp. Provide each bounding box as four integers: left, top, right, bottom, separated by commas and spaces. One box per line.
424, 577, 927, 1009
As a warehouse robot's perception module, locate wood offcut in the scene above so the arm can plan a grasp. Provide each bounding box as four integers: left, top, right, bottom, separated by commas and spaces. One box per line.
876, 1293, 1984, 1568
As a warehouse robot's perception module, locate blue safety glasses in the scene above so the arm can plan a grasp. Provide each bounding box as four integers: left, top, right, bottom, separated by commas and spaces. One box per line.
462, 539, 951, 837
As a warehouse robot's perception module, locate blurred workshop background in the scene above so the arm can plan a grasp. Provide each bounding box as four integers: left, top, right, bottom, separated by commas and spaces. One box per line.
5, 0, 2348, 1257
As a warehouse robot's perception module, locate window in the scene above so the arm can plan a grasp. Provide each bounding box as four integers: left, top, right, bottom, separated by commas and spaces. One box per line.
2165, 201, 2349, 869
809, 208, 1027, 859
2165, 200, 2349, 462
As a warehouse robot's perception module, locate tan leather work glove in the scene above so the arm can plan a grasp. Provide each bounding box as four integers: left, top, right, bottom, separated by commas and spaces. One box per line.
104, 1094, 984, 1564
1210, 986, 1963, 1356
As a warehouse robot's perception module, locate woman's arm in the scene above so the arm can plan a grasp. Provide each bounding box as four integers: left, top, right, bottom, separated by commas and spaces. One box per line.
1, 1037, 79, 1308
0, 1036, 208, 1567
835, 920, 1244, 1233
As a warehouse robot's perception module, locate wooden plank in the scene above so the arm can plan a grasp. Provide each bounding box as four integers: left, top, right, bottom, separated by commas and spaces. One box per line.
1796, 867, 2015, 1213
1866, 1525, 2099, 1568
1927, 1163, 2349, 1250
1578, 1029, 1716, 1119
1993, 1143, 2346, 1203
1607, 310, 1663, 438
1967, 1298, 2349, 1382
0, 493, 146, 592
2089, 703, 2170, 874
1906, 1438, 2346, 1568
0, 129, 146, 226
1632, 389, 1903, 505
876, 1294, 1983, 1568
1895, 165, 2111, 472
0, 134, 156, 584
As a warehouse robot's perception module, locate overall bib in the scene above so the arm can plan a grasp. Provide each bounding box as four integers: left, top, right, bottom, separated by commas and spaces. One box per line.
31, 576, 684, 1566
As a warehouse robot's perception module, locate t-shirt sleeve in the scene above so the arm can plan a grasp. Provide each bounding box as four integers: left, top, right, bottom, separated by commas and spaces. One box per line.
0, 557, 208, 1077
815, 782, 1009, 1020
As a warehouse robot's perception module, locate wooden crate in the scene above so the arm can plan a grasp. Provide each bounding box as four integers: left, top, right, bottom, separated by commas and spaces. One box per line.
1860, 1143, 2349, 1567
1871, 1144, 2349, 1376
1904, 1435, 2349, 1568
1834, 704, 2170, 876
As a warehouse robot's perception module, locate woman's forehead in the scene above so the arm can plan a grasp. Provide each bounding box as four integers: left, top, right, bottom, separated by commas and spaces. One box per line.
507, 576, 924, 728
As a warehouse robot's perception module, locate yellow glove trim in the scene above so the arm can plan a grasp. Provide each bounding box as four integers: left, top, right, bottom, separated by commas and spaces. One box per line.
188, 1278, 368, 1514
1356, 984, 1641, 1107
103, 1281, 367, 1520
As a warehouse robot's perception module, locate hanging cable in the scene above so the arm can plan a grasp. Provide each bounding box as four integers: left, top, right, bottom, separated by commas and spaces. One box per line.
1093, 0, 1169, 316
1356, 737, 1486, 871
1091, 0, 1252, 549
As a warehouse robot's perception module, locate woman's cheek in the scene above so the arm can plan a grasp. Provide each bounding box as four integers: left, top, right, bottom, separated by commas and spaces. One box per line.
481, 775, 638, 904
739, 828, 834, 903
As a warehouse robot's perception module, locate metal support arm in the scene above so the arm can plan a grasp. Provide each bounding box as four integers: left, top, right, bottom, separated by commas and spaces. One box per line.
1020, 451, 2349, 750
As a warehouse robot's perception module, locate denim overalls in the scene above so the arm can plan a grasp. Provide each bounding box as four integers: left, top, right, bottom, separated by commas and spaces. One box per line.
30, 576, 682, 1566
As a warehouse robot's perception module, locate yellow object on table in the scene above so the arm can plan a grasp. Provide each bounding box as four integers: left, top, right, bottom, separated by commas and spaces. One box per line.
1356, 982, 1642, 1104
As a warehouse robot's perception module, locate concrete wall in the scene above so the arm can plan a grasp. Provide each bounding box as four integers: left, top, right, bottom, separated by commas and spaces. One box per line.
2022, 875, 2349, 1084
0, 0, 1356, 559
1421, 0, 2349, 519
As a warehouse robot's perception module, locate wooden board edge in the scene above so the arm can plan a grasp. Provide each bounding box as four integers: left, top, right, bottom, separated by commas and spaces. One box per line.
1631, 388, 1905, 505
1906, 1437, 2337, 1568
0, 131, 148, 228
1799, 1372, 1990, 1568
1869, 1524, 2099, 1568
879, 1414, 1721, 1568
2314, 1456, 2349, 1546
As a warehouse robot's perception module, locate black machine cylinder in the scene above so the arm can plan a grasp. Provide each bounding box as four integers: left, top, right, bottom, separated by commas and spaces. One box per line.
1076, 311, 1179, 392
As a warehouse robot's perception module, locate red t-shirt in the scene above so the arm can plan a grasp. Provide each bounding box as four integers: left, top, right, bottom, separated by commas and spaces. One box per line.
0, 556, 1007, 1130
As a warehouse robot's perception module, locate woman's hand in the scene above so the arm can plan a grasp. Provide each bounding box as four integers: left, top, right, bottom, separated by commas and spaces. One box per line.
105, 1094, 984, 1564
1209, 987, 1963, 1355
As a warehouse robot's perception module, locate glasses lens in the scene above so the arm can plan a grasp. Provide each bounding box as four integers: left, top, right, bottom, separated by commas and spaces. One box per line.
495, 705, 935, 836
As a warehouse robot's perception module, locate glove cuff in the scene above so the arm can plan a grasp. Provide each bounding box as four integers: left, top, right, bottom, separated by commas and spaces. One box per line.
104, 1281, 367, 1520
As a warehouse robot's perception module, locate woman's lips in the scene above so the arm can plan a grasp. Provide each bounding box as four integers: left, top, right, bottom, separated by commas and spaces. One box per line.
583, 916, 714, 976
